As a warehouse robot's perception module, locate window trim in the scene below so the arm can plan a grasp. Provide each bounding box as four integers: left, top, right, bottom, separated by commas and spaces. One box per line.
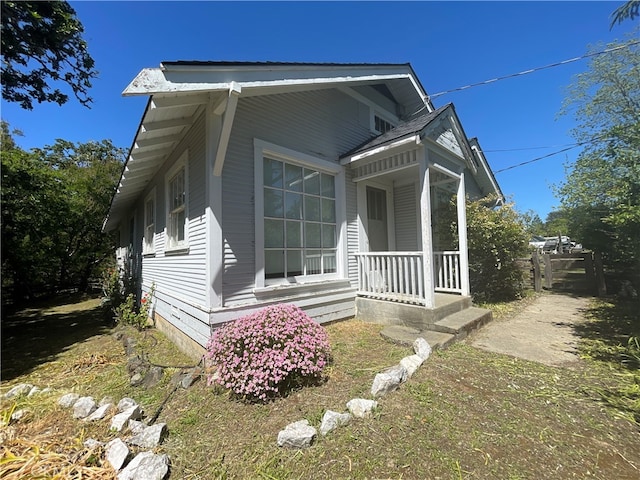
143, 188, 156, 256
254, 139, 345, 289
164, 150, 189, 254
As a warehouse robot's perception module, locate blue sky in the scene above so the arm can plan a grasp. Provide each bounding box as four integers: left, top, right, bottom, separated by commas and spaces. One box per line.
1, 1, 633, 221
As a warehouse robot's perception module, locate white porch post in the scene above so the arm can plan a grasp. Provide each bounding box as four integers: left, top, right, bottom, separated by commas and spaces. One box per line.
457, 173, 470, 296
419, 155, 435, 308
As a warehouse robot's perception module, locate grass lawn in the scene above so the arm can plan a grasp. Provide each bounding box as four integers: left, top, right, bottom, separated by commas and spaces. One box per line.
1, 294, 639, 479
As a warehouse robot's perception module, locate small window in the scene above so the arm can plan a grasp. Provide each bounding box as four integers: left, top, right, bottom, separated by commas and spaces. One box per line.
166, 151, 188, 251
143, 190, 155, 255
374, 115, 394, 134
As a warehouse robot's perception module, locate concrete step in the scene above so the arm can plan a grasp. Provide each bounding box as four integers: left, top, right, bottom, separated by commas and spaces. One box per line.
430, 307, 493, 340
379, 325, 456, 351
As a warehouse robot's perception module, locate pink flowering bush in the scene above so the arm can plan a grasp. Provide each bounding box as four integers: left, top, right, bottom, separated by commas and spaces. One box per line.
205, 304, 331, 402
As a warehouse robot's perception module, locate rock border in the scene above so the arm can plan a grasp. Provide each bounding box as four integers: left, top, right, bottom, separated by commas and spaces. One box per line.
277, 337, 432, 448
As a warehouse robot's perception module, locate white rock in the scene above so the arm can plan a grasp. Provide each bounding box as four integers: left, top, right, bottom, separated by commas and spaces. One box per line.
4, 383, 34, 399
117, 451, 169, 480
58, 393, 80, 408
371, 365, 407, 398
277, 420, 317, 448
84, 438, 104, 449
128, 419, 146, 435
346, 398, 378, 418
129, 423, 167, 448
10, 408, 29, 421
319, 410, 351, 436
111, 405, 142, 432
400, 354, 425, 378
117, 397, 138, 412
27, 386, 40, 397
413, 337, 432, 360
106, 438, 129, 471
73, 396, 97, 419
85, 403, 113, 421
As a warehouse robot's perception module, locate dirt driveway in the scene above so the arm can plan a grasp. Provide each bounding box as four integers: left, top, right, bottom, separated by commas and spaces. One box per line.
468, 292, 591, 367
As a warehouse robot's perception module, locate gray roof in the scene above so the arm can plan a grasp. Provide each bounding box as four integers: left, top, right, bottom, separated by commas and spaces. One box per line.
341, 104, 451, 158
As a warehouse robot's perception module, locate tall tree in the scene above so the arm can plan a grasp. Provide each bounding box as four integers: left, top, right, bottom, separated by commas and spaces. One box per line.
1, 0, 97, 109
557, 31, 640, 286
1, 123, 124, 302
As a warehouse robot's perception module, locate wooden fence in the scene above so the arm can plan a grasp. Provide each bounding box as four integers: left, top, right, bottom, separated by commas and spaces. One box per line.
518, 251, 606, 296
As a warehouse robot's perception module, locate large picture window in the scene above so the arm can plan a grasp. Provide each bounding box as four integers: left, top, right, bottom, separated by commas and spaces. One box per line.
263, 157, 337, 279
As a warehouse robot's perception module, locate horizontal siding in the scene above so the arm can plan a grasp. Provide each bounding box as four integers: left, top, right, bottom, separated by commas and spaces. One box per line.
222, 89, 374, 306
140, 113, 208, 307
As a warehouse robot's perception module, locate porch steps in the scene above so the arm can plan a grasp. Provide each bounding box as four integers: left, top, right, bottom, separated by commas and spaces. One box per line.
379, 305, 492, 351
430, 307, 493, 340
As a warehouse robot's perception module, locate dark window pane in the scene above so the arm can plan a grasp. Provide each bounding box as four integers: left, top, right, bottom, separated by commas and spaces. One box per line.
264, 158, 283, 188
304, 169, 320, 195
285, 163, 303, 192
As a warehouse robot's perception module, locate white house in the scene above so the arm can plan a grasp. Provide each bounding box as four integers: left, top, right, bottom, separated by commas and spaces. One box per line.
103, 62, 503, 358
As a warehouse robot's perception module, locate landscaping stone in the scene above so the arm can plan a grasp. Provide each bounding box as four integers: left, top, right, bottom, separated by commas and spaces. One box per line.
413, 337, 432, 360
128, 419, 146, 435
99, 396, 115, 407
127, 355, 146, 376
73, 396, 97, 419
319, 410, 351, 436
117, 397, 139, 412
371, 365, 407, 398
27, 386, 40, 397
142, 366, 164, 388
346, 398, 378, 418
111, 405, 142, 432
123, 337, 137, 356
277, 420, 317, 448
181, 368, 201, 389
4, 383, 34, 399
85, 403, 113, 421
58, 392, 80, 408
129, 422, 167, 448
106, 438, 130, 471
83, 438, 103, 449
400, 354, 424, 378
11, 408, 29, 422
117, 451, 169, 480
130, 373, 144, 386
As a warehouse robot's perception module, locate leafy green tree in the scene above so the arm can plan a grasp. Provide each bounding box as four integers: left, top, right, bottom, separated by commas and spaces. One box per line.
1, 0, 97, 109
558, 31, 640, 287
519, 209, 545, 237
1, 122, 124, 302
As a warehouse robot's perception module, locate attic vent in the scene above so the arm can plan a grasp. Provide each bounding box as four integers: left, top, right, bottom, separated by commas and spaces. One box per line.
374, 115, 394, 134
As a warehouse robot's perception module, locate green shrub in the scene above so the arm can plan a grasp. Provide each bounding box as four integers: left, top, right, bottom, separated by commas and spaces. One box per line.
444, 195, 528, 302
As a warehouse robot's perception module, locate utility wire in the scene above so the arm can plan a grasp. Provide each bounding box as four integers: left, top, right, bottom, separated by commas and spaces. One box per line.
427, 40, 640, 100
492, 135, 615, 173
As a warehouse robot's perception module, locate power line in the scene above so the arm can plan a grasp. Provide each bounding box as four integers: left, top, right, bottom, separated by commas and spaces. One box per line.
492, 135, 615, 173
484, 141, 587, 153
427, 40, 640, 100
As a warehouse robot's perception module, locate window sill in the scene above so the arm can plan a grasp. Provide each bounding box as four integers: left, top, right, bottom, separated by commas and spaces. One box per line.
254, 277, 349, 299
164, 246, 190, 256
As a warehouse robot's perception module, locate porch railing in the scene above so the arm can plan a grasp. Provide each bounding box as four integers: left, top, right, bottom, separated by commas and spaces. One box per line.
355, 251, 462, 305
433, 251, 462, 293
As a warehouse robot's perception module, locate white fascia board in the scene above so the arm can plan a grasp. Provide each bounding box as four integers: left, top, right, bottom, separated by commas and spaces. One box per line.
124, 67, 412, 97
341, 135, 421, 165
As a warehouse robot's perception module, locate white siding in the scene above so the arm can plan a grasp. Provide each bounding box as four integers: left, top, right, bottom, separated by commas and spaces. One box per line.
345, 167, 359, 288
140, 113, 208, 308
394, 183, 418, 251
221, 89, 373, 306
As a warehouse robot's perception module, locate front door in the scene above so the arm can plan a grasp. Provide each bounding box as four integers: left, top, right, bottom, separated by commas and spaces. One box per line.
367, 186, 388, 251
